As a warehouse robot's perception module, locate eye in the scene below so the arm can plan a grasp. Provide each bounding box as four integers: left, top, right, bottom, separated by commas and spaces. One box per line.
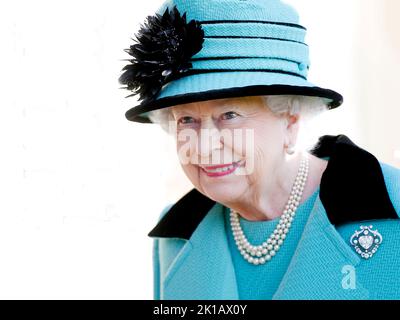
220, 111, 240, 121
177, 116, 196, 125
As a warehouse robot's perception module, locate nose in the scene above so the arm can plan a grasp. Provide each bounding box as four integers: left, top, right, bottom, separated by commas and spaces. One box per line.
197, 118, 223, 160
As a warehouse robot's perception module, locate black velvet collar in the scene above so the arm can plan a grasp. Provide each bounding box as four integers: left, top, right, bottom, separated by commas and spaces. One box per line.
148, 134, 398, 239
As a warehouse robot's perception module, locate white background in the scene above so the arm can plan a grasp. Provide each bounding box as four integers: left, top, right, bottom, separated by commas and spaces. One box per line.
0, 0, 399, 299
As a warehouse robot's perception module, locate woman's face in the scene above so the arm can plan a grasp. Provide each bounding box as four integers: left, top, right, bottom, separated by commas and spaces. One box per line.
170, 96, 294, 203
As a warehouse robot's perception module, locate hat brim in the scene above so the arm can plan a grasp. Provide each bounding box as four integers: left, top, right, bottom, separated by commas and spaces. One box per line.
124, 71, 343, 123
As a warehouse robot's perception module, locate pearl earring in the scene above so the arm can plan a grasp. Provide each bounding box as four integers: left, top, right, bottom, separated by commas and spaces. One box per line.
286, 144, 295, 155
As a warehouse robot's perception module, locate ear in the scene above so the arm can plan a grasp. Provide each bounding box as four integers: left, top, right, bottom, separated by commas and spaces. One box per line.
283, 112, 300, 147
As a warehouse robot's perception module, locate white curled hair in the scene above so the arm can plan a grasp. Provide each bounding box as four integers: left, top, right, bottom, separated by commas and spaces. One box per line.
262, 95, 330, 151
148, 95, 330, 151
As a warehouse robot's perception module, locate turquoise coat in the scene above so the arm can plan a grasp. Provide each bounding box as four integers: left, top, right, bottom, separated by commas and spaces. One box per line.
148, 135, 400, 299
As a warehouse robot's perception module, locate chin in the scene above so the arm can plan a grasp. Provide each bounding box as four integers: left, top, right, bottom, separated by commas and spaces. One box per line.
204, 187, 243, 203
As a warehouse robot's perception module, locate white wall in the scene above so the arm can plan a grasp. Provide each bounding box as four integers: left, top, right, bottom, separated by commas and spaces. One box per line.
0, 0, 398, 299
354, 0, 400, 165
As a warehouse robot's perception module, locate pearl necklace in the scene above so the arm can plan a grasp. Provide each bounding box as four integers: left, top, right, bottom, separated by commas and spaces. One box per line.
229, 153, 309, 265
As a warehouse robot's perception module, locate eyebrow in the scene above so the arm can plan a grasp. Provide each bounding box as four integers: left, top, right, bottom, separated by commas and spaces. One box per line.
217, 103, 243, 112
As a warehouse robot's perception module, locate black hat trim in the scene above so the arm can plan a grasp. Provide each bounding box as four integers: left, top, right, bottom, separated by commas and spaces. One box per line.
125, 84, 344, 122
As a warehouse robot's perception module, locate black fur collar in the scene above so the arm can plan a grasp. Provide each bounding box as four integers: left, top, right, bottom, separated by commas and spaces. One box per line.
148, 135, 398, 239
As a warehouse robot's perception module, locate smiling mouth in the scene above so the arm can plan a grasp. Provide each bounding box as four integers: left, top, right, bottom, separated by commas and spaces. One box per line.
200, 160, 244, 174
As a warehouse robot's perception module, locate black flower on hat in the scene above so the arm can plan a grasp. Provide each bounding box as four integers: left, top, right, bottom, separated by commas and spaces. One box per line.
119, 5, 205, 103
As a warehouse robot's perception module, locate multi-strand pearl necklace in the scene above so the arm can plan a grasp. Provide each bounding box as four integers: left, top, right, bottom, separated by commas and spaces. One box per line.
229, 153, 309, 265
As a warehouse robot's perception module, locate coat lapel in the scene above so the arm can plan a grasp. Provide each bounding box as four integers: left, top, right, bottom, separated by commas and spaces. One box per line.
158, 202, 239, 300
273, 195, 370, 299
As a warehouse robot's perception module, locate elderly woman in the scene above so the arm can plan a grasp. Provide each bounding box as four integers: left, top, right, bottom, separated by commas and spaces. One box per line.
119, 0, 400, 300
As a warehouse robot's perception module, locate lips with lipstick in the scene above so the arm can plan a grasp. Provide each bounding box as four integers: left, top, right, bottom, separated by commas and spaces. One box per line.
199, 160, 245, 177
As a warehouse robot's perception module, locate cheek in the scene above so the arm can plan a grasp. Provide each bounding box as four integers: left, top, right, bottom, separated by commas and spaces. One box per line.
181, 162, 197, 177
240, 122, 283, 175
175, 140, 198, 173
253, 121, 284, 156
180, 163, 204, 191
176, 137, 198, 166
221, 127, 255, 160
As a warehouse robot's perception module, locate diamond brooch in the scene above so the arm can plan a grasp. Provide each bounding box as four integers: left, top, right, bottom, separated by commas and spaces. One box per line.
350, 225, 383, 259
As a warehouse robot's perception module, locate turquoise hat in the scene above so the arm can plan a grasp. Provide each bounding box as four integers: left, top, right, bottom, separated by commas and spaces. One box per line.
119, 0, 343, 123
